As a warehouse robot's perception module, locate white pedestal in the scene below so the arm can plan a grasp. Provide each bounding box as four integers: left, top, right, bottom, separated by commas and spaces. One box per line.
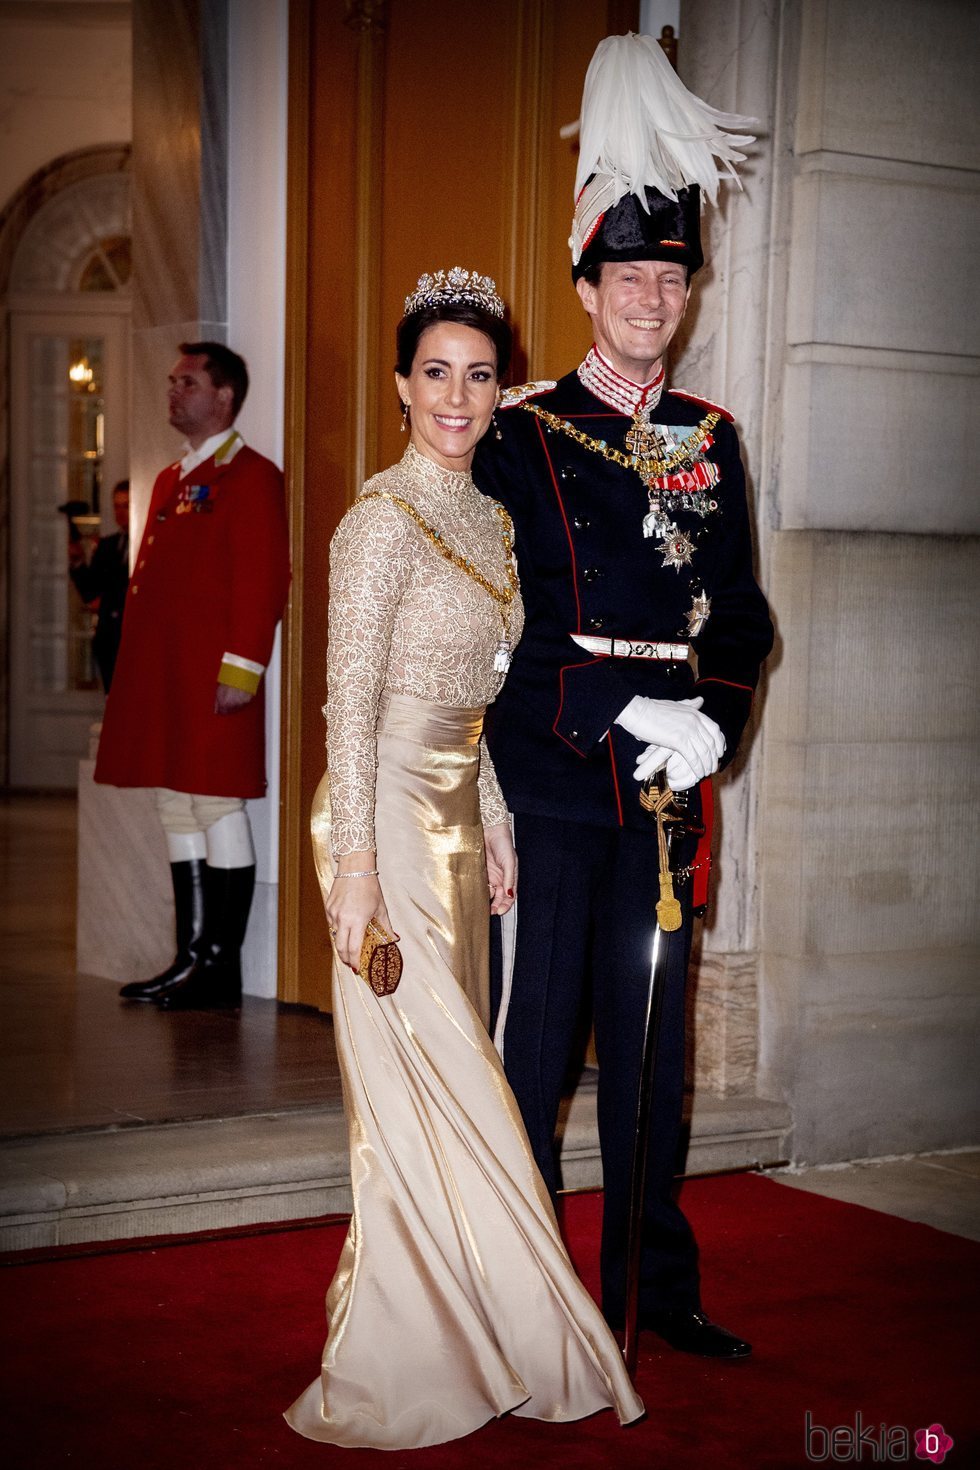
76, 760, 173, 982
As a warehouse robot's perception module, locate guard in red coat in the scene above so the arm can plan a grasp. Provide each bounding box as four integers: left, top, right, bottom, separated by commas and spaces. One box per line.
473, 35, 772, 1359
96, 341, 290, 1009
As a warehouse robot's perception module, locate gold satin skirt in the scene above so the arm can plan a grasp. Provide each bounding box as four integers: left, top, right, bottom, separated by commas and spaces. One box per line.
285, 693, 643, 1449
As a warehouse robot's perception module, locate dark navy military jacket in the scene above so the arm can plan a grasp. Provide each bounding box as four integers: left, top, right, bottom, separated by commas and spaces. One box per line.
473, 367, 774, 831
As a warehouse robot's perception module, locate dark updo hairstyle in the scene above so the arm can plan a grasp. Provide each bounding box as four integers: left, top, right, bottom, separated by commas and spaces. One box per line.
395, 300, 512, 382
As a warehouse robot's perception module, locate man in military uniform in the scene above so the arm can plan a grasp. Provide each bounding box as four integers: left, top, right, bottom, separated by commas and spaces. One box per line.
95, 342, 290, 1010
474, 34, 772, 1359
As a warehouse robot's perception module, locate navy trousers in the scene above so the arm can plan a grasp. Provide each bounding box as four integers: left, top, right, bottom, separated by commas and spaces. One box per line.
490, 811, 701, 1324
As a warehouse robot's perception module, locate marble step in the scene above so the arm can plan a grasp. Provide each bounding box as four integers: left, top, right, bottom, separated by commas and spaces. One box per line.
0, 1081, 791, 1251
559, 1076, 791, 1190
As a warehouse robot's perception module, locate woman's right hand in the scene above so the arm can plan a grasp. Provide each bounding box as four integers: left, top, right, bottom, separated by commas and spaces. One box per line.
325, 860, 393, 971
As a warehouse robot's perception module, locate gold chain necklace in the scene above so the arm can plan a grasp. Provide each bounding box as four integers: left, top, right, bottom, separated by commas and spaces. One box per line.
358, 490, 519, 669
524, 403, 720, 481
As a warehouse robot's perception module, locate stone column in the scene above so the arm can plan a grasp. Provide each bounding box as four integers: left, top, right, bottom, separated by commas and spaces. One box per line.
756, 0, 980, 1163
674, 0, 782, 1095
680, 0, 980, 1158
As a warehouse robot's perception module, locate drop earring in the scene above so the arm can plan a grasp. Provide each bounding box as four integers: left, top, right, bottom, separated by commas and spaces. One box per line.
492, 411, 502, 441
400, 401, 410, 432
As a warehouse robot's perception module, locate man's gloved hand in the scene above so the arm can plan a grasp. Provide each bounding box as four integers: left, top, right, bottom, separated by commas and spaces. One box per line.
615, 695, 725, 786
633, 745, 703, 790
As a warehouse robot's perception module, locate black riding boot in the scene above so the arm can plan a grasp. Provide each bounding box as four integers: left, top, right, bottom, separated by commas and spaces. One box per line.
156, 864, 255, 1010
119, 859, 207, 1001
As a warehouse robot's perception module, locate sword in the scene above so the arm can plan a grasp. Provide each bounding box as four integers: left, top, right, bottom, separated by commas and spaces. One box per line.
622, 767, 701, 1375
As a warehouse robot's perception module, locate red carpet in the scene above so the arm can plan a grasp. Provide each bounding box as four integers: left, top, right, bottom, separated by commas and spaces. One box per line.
1, 1174, 977, 1469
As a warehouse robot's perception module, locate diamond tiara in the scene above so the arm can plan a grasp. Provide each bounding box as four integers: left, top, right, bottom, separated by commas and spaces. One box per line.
403, 267, 505, 320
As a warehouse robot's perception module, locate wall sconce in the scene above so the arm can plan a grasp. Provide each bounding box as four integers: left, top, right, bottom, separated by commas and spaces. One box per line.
69, 358, 94, 386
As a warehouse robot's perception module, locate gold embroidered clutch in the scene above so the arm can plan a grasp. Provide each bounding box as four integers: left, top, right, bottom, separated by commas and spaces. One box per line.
358, 919, 403, 996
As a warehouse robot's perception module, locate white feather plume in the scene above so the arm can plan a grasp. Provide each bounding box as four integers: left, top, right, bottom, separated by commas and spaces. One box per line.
570, 32, 756, 209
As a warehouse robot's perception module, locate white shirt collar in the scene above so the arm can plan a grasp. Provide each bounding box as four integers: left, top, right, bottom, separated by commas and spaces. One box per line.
577, 345, 665, 417
179, 427, 243, 478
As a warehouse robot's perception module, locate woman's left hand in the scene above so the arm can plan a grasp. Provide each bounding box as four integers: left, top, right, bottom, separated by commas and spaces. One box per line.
484, 821, 517, 916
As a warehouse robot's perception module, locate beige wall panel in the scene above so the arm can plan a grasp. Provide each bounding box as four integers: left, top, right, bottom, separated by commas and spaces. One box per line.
760, 950, 980, 1163
796, 0, 980, 170
761, 731, 820, 961
762, 738, 978, 958
768, 531, 979, 744
760, 526, 980, 1157
779, 359, 980, 533
799, 739, 977, 954
786, 171, 980, 357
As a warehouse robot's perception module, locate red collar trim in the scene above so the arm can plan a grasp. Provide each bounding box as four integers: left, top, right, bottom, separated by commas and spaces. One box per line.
577, 346, 665, 416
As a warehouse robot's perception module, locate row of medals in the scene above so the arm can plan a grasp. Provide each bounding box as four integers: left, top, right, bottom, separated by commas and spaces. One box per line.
624, 411, 717, 640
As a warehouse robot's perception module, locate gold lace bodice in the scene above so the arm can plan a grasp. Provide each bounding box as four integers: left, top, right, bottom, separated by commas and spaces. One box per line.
325, 443, 524, 856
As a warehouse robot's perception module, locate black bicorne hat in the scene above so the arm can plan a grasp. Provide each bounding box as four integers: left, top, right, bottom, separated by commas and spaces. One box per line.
567, 34, 755, 284
572, 181, 703, 281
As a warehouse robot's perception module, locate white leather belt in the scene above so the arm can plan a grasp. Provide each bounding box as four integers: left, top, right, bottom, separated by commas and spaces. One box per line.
571, 634, 690, 661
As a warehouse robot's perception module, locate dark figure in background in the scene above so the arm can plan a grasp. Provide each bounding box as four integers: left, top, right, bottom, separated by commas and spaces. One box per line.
68, 479, 130, 691
474, 34, 773, 1360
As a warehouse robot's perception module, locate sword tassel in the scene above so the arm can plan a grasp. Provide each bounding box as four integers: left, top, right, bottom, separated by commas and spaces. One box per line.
640, 780, 683, 932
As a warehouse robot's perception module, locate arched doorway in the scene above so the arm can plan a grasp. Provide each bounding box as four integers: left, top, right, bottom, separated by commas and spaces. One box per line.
5, 160, 131, 787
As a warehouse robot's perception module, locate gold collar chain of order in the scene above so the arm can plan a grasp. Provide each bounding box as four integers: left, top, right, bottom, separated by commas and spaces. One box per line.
524, 403, 720, 481
358, 491, 519, 627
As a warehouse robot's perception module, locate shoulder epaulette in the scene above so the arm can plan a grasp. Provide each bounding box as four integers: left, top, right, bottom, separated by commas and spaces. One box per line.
498, 380, 557, 409
670, 388, 735, 424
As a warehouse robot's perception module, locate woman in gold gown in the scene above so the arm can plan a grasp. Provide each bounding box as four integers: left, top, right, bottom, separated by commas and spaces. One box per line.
285, 269, 643, 1450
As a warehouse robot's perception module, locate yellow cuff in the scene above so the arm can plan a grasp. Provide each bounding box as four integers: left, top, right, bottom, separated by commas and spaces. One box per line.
218, 659, 262, 694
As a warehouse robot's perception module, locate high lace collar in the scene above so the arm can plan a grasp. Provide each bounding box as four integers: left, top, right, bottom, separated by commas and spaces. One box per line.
577, 345, 665, 416
403, 441, 478, 497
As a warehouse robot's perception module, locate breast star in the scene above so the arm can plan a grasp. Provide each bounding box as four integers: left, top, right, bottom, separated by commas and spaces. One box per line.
657, 528, 695, 571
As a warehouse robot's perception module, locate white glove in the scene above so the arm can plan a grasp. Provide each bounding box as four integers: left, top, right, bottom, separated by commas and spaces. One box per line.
615, 695, 725, 785
633, 744, 703, 790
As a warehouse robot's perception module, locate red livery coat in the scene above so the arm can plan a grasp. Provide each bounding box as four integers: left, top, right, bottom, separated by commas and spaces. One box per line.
95, 442, 290, 798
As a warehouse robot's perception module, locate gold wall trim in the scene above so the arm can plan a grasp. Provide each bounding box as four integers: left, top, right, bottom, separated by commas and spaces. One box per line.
502, 0, 551, 369
350, 15, 387, 495
344, 0, 387, 30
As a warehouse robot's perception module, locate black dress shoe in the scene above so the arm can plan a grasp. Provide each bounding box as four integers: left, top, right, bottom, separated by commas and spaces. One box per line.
647, 1309, 752, 1359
